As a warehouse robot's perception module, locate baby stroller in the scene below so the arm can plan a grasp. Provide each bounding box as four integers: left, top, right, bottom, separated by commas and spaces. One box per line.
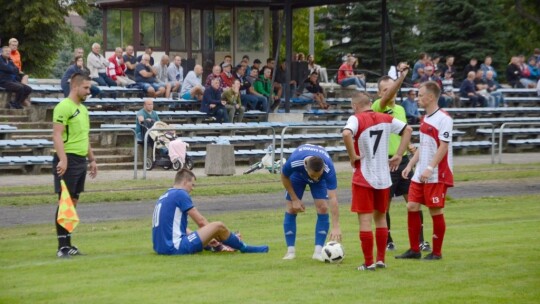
145, 121, 194, 171
243, 144, 285, 174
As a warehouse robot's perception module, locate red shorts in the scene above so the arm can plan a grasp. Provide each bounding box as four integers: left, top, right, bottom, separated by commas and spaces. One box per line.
408, 181, 448, 208
351, 183, 390, 214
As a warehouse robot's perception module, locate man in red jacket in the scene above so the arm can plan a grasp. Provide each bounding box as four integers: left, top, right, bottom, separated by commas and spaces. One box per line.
107, 47, 135, 87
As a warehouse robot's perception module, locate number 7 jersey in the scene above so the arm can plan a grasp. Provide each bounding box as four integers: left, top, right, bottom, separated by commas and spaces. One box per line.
344, 110, 407, 189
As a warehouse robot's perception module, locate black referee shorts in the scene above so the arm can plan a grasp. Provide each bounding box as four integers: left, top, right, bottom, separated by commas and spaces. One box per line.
390, 155, 413, 198
53, 153, 87, 199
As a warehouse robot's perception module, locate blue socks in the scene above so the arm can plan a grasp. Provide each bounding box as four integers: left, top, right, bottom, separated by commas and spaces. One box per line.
222, 232, 269, 253
315, 213, 329, 247
284, 212, 297, 247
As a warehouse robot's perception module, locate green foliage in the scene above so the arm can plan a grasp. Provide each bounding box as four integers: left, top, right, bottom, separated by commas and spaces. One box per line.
1, 195, 540, 303
497, 0, 540, 59
85, 7, 103, 37
0, 0, 89, 77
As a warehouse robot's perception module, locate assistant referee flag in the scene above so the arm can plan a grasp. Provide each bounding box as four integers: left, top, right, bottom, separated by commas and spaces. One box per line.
56, 179, 79, 233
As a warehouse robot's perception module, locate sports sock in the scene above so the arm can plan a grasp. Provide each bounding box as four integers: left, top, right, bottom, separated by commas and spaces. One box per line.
375, 227, 388, 262
407, 211, 421, 252
419, 210, 425, 243
222, 232, 245, 250
314, 213, 329, 247
55, 206, 70, 249
359, 231, 374, 266
386, 212, 393, 243
432, 214, 446, 256
283, 212, 297, 247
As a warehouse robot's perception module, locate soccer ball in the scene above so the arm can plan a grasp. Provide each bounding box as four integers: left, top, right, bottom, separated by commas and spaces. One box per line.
321, 241, 345, 263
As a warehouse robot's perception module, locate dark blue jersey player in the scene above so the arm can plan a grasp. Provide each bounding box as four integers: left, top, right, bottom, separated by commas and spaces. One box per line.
280, 144, 342, 261
152, 169, 269, 255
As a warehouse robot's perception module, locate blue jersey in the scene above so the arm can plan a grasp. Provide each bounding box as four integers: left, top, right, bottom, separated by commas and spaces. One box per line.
152, 188, 194, 254
281, 144, 337, 190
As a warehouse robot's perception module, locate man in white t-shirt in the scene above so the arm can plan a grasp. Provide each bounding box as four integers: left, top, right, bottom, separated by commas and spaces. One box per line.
342, 91, 412, 271
397, 81, 454, 261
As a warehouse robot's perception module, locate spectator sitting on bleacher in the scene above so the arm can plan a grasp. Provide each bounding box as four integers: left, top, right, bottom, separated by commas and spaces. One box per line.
61, 55, 100, 98
87, 43, 117, 87
474, 70, 496, 107
401, 90, 421, 125
135, 54, 166, 98
8, 38, 28, 84
526, 56, 539, 82
440, 55, 456, 80
221, 62, 235, 89
485, 70, 506, 107
460, 71, 487, 107
506, 56, 523, 88
220, 55, 232, 69
251, 59, 262, 76
517, 55, 536, 88
300, 72, 329, 109
274, 60, 297, 98
240, 55, 251, 76
107, 47, 136, 87
205, 65, 224, 91
153, 55, 173, 98
137, 47, 154, 66
411, 52, 428, 83
441, 70, 460, 107
201, 78, 228, 122
0, 46, 32, 109
123, 45, 137, 81
234, 65, 267, 112
136, 98, 160, 143
259, 57, 275, 77
167, 55, 183, 95
222, 79, 245, 123
480, 56, 497, 80
462, 58, 480, 81
255, 66, 280, 113
307, 54, 328, 83
180, 64, 204, 101
337, 55, 366, 91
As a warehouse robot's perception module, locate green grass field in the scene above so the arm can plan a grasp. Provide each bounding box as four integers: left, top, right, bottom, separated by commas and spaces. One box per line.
1, 194, 539, 303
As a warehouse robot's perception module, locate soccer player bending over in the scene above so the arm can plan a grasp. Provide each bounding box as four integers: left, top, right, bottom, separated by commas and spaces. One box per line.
342, 91, 412, 271
396, 81, 453, 260
280, 144, 342, 261
152, 169, 269, 255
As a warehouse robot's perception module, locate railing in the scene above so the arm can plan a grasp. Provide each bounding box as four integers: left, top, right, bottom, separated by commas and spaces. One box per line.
0, 128, 139, 179
142, 124, 277, 179
498, 122, 540, 164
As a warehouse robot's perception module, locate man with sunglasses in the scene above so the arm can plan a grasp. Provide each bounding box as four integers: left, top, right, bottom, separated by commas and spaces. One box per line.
280, 144, 342, 261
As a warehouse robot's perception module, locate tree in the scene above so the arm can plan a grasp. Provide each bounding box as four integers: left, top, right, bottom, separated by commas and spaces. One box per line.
497, 0, 540, 60
0, 0, 89, 77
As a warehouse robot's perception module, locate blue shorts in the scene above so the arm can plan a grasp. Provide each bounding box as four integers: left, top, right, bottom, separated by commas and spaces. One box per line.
139, 82, 165, 92
173, 231, 204, 255
181, 92, 193, 100
285, 172, 329, 201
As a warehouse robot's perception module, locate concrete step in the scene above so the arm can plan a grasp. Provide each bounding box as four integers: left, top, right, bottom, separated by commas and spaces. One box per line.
8, 121, 53, 129
93, 147, 134, 156
95, 154, 134, 164
12, 134, 52, 140
0, 108, 30, 116
0, 114, 29, 122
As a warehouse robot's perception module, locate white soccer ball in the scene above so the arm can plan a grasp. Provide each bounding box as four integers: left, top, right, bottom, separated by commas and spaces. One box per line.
321, 241, 345, 263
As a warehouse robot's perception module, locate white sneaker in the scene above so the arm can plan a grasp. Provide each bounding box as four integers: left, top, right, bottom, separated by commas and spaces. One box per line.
282, 252, 296, 260
312, 252, 324, 261
375, 261, 387, 269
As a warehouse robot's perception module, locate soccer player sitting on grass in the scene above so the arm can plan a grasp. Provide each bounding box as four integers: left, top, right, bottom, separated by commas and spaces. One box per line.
342, 91, 412, 271
152, 169, 269, 255
280, 144, 342, 261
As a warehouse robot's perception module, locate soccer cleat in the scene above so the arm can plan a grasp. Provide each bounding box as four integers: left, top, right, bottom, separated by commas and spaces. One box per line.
423, 253, 442, 260
375, 261, 387, 269
282, 252, 296, 260
386, 242, 396, 251
420, 241, 431, 252
68, 246, 85, 256
357, 263, 376, 271
57, 246, 71, 259
395, 249, 421, 259
312, 252, 324, 262
240, 245, 269, 253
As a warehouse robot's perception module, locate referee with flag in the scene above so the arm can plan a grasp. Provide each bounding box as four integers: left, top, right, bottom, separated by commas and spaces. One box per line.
52, 72, 97, 258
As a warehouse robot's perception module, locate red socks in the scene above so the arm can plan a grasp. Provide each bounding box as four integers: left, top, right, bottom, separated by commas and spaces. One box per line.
359, 231, 373, 266
432, 214, 446, 256
408, 211, 422, 252
375, 227, 388, 263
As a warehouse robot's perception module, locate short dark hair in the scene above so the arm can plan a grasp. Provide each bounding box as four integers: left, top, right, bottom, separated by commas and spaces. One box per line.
70, 72, 91, 87
306, 156, 324, 172
175, 169, 196, 184
266, 57, 274, 63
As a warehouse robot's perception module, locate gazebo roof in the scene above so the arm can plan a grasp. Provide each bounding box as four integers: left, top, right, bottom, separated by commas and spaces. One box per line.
93, 0, 358, 9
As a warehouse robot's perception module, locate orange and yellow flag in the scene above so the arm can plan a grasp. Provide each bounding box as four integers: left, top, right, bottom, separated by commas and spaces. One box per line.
56, 179, 79, 233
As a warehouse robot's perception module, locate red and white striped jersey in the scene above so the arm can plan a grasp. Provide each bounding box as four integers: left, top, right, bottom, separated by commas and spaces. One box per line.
413, 109, 454, 186
344, 111, 407, 189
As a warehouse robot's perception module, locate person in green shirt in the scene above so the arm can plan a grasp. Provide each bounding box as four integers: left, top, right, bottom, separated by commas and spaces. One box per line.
52, 73, 97, 258
136, 98, 160, 142
221, 79, 245, 123
371, 62, 429, 253
254, 66, 280, 113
